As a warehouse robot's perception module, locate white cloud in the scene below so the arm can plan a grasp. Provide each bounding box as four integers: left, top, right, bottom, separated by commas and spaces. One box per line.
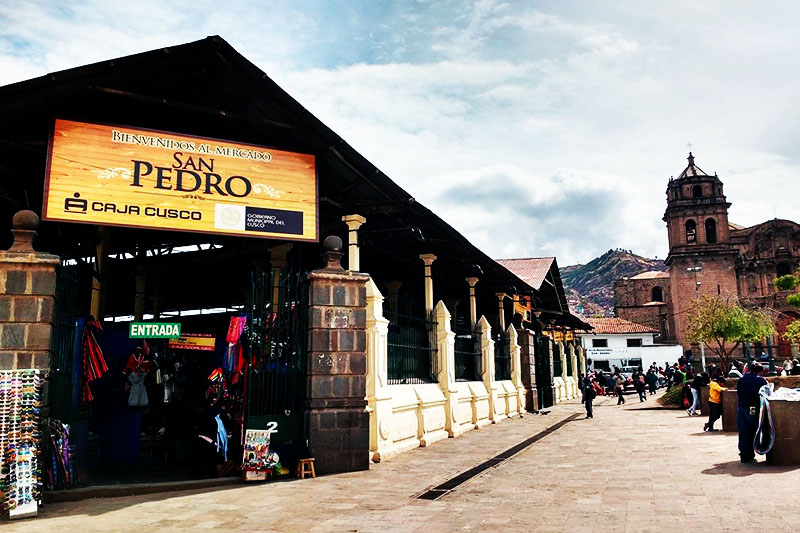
1, 0, 800, 266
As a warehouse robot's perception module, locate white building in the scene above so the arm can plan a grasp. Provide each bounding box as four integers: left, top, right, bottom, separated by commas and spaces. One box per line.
579, 317, 682, 371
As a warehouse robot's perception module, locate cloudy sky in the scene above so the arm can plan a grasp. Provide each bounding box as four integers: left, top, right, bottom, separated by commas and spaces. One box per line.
2, 0, 799, 265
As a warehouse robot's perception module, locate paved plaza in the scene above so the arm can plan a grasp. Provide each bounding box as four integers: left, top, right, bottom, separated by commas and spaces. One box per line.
5, 393, 800, 532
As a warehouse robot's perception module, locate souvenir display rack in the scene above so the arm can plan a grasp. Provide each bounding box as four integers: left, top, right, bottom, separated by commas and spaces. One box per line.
0, 370, 42, 519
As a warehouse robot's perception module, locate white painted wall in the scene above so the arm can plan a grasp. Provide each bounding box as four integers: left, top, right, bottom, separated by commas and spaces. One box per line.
579, 332, 681, 370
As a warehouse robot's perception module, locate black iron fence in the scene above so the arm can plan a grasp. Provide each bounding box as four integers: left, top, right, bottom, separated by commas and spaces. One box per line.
49, 262, 80, 422
246, 261, 308, 425
534, 334, 553, 408
552, 342, 563, 377
566, 345, 573, 376
494, 332, 511, 381
384, 297, 437, 384
454, 326, 480, 381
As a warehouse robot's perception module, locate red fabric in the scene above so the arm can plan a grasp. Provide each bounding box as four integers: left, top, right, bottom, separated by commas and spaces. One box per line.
80, 318, 108, 404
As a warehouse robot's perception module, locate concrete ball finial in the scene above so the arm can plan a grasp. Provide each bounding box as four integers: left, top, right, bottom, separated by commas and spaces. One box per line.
323, 235, 343, 252
12, 210, 39, 230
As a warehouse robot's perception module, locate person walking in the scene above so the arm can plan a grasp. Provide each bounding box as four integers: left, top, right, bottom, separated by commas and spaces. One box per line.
687, 371, 709, 416
737, 363, 767, 463
633, 368, 647, 402
613, 371, 626, 405
645, 368, 658, 396
583, 375, 595, 418
704, 376, 727, 432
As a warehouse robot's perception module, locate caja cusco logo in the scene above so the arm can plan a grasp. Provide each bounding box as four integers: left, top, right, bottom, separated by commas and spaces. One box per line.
64, 192, 202, 220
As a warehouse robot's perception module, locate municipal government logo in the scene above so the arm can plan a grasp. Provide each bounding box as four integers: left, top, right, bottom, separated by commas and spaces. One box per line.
214, 203, 246, 230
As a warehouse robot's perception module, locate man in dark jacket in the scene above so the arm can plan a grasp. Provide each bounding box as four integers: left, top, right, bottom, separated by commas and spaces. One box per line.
737, 363, 767, 463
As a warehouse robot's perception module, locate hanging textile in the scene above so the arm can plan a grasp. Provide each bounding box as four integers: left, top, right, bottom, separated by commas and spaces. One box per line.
79, 318, 108, 405
215, 414, 228, 461
223, 315, 247, 381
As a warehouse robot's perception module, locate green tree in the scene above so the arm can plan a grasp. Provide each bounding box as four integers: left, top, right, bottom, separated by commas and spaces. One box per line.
774, 268, 800, 343
686, 295, 775, 373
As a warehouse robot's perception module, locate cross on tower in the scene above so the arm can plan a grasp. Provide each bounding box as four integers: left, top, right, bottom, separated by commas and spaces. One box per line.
686, 142, 694, 151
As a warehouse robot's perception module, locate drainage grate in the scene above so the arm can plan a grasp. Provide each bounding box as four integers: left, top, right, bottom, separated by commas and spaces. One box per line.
416, 413, 581, 500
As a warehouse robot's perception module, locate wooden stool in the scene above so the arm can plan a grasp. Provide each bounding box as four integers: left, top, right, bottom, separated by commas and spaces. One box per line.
296, 458, 316, 479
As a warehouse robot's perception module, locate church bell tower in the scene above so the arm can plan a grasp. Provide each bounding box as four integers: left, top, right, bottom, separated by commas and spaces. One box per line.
663, 153, 738, 353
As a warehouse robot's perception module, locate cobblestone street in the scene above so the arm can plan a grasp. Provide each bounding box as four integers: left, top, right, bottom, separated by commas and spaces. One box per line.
6, 393, 800, 532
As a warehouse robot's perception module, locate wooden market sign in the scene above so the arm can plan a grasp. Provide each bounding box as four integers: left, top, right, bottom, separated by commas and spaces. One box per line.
129, 322, 181, 338
43, 119, 318, 241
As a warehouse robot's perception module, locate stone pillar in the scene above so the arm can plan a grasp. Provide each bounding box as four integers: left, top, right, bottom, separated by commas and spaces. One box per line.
365, 278, 391, 463
496, 292, 507, 331
0, 211, 59, 371
433, 301, 458, 436
517, 328, 538, 412
507, 324, 524, 416
342, 214, 366, 272
578, 346, 587, 375
419, 254, 437, 315
466, 277, 479, 327
568, 342, 578, 399
306, 236, 370, 474
477, 316, 499, 422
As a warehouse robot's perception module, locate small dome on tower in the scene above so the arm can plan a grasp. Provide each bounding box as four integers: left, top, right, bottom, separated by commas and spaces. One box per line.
677, 152, 710, 179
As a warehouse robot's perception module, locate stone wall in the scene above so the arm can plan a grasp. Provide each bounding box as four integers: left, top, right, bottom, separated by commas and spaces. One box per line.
0, 211, 59, 371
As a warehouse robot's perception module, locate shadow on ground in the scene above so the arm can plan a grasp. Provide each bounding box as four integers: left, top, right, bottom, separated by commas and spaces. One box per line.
701, 460, 800, 477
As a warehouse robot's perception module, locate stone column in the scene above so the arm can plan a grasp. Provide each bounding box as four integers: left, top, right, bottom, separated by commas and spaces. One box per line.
419, 254, 437, 315
477, 316, 499, 422
342, 214, 366, 272
306, 236, 370, 474
578, 346, 587, 375
496, 292, 507, 330
466, 277, 479, 327
568, 342, 578, 399
365, 278, 391, 463
0, 211, 59, 371
517, 328, 538, 412
507, 324, 524, 416
433, 301, 458, 436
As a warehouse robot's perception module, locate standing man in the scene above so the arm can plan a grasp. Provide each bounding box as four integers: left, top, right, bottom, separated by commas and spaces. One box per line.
737, 363, 767, 464
583, 375, 595, 419
645, 368, 658, 396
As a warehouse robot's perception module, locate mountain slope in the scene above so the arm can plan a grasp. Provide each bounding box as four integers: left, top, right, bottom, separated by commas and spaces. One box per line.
560, 249, 666, 316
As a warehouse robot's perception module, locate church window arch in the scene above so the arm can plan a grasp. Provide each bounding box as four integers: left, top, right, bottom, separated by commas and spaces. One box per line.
685, 219, 697, 243
651, 286, 663, 302
705, 218, 717, 244
692, 184, 703, 198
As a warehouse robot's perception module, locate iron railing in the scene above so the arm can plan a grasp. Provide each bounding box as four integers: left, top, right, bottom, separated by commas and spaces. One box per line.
552, 342, 563, 377
49, 262, 81, 422
566, 345, 573, 376
246, 258, 308, 429
494, 332, 511, 381
454, 327, 480, 381
384, 298, 437, 384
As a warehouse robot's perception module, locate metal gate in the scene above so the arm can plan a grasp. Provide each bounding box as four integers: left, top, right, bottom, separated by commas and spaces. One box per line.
245, 259, 308, 445
48, 261, 81, 422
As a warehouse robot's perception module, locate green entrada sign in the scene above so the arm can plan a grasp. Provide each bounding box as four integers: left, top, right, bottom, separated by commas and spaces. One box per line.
129, 322, 181, 338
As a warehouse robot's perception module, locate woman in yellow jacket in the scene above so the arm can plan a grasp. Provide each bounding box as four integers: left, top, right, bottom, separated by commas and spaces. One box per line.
704, 376, 728, 432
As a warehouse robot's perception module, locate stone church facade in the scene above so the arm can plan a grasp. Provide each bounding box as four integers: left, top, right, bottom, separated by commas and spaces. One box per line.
615, 153, 800, 359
